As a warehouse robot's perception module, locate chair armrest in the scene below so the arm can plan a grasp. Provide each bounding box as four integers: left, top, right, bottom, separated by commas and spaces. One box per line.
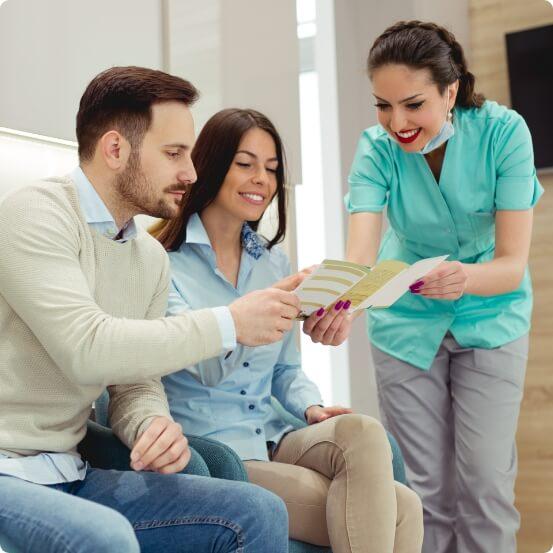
79, 420, 210, 477
79, 420, 133, 471
187, 434, 248, 482
386, 431, 408, 486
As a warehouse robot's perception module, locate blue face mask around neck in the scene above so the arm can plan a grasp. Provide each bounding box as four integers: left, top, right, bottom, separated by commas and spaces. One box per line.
419, 89, 454, 155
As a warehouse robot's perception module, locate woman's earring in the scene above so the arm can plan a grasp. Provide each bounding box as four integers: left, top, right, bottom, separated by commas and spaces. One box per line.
447, 110, 453, 121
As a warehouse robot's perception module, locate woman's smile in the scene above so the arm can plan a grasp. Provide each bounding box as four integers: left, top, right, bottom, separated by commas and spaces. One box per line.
394, 128, 422, 144
239, 191, 266, 206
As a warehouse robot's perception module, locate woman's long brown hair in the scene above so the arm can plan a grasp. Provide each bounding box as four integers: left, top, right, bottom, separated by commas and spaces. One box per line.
151, 108, 288, 251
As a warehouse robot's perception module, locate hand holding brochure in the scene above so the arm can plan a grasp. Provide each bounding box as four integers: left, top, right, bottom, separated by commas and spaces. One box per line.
295, 255, 448, 317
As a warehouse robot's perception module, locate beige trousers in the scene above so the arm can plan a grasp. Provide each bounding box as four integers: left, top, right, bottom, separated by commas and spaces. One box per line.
245, 414, 423, 553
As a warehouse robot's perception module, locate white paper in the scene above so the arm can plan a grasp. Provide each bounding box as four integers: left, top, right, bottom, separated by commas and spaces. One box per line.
354, 255, 448, 310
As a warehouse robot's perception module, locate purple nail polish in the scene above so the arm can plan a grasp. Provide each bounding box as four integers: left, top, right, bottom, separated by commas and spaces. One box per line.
412, 280, 424, 288
334, 301, 344, 310
343, 300, 351, 310
316, 307, 325, 316
410, 289, 420, 294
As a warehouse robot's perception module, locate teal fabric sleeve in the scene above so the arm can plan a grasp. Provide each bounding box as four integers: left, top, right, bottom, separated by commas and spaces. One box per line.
494, 114, 544, 210
345, 131, 390, 213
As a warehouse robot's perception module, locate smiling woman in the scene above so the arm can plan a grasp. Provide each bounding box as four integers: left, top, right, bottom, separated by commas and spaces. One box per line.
152, 108, 288, 253
149, 107, 424, 553
343, 20, 543, 553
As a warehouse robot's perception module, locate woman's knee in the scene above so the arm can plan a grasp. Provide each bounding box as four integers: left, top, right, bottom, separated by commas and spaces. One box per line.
395, 483, 423, 529
333, 413, 389, 452
395, 483, 424, 550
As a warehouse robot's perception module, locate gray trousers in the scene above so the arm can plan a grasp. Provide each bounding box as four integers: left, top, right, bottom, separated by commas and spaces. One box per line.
372, 333, 529, 553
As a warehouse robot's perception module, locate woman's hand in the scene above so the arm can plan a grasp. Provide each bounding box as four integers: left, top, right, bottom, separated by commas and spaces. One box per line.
272, 265, 318, 292
302, 302, 353, 346
305, 405, 353, 424
410, 261, 468, 300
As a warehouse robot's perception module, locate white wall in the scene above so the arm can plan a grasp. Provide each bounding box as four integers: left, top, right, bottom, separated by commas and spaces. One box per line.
165, 0, 301, 265
0, 0, 163, 141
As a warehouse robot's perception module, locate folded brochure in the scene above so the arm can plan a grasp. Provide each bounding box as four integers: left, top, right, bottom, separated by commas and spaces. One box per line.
294, 255, 448, 318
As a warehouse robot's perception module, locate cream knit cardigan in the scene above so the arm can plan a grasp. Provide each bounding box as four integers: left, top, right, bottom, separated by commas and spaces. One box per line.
0, 178, 223, 458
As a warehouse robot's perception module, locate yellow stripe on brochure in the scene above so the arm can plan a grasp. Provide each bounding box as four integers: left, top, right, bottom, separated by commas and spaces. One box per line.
301, 287, 341, 296
311, 275, 353, 286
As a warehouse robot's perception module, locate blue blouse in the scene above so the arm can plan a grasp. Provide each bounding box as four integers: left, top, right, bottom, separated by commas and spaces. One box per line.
163, 213, 322, 461
345, 101, 543, 370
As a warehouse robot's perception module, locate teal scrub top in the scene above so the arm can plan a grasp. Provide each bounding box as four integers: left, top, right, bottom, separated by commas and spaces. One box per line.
345, 101, 544, 370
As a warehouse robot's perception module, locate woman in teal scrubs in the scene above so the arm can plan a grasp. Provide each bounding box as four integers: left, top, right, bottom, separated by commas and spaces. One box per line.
342, 20, 542, 553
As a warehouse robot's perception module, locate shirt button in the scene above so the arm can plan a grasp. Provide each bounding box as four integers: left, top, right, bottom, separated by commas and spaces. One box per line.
243, 362, 250, 367
240, 390, 246, 395
255, 428, 262, 435
249, 404, 255, 410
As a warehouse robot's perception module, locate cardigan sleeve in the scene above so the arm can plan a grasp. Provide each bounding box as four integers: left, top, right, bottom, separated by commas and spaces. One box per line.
0, 186, 224, 388
107, 256, 174, 448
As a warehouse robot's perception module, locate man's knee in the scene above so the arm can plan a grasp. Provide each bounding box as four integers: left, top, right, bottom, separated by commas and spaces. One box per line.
243, 482, 288, 527
80, 510, 139, 553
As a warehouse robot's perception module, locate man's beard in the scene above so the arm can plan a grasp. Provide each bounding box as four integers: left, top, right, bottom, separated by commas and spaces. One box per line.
115, 150, 180, 220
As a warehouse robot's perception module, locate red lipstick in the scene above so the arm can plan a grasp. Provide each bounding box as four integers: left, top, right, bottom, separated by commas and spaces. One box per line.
394, 128, 421, 144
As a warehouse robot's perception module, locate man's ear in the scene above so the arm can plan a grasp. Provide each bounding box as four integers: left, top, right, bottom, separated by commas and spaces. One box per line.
98, 130, 131, 171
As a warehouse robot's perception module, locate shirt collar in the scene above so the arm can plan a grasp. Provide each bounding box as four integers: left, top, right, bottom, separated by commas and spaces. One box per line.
71, 166, 137, 241
185, 213, 266, 260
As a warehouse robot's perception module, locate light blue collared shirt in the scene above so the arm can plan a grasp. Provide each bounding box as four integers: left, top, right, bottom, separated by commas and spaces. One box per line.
162, 213, 323, 461
72, 166, 138, 242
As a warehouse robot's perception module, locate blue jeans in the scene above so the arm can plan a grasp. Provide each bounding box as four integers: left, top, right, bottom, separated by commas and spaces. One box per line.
0, 469, 288, 553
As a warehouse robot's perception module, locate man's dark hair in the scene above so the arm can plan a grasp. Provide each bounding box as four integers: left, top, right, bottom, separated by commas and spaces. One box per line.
76, 66, 199, 161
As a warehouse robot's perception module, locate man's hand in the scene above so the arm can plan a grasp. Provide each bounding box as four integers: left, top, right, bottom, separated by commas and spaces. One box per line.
305, 405, 352, 424
410, 261, 468, 300
130, 416, 190, 475
229, 288, 301, 346
272, 265, 318, 292
302, 301, 353, 346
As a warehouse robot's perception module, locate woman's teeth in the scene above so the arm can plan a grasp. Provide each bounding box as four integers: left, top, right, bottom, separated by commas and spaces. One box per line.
397, 129, 420, 138
240, 193, 264, 202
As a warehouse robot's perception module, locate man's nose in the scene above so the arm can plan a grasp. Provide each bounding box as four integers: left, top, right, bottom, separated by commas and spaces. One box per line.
178, 160, 197, 185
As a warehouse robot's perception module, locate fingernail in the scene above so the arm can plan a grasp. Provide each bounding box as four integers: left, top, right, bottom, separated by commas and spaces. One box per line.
334, 301, 344, 310
412, 280, 424, 288
130, 452, 139, 461
410, 289, 420, 294
316, 307, 325, 316
409, 283, 423, 292
134, 461, 143, 470
342, 300, 351, 310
